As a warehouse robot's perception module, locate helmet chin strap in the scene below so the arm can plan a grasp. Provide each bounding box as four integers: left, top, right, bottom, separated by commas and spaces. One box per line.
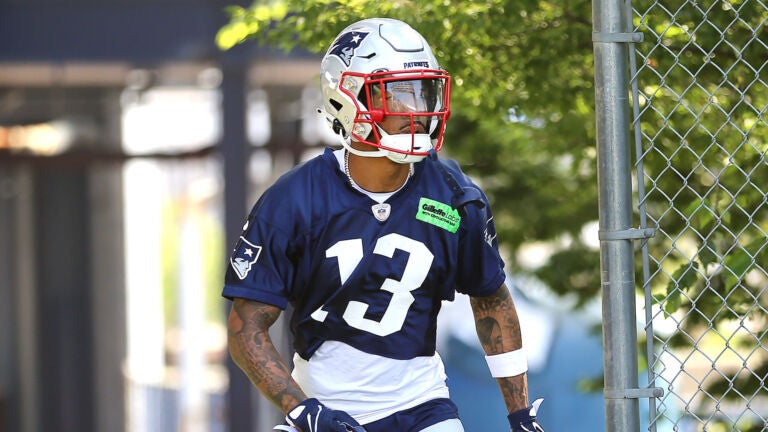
337, 132, 391, 159
337, 126, 429, 164
378, 127, 431, 163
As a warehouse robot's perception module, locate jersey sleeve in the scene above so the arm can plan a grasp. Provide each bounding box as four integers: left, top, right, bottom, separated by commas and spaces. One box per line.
222, 201, 295, 309
455, 190, 507, 297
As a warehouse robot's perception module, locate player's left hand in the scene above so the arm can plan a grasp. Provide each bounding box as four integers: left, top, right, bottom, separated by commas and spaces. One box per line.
507, 398, 545, 432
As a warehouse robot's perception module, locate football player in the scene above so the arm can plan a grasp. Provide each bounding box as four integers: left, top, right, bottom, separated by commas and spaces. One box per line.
223, 18, 545, 432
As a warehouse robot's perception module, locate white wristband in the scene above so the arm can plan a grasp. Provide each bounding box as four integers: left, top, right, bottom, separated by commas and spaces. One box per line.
485, 349, 528, 377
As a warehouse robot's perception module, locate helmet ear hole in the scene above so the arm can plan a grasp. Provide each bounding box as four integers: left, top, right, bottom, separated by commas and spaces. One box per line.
329, 98, 343, 112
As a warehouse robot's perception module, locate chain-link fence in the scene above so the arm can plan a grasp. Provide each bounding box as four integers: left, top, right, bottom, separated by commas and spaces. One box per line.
597, 0, 767, 431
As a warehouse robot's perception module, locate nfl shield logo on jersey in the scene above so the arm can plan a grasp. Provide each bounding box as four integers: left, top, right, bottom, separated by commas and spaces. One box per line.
230, 236, 262, 280
371, 203, 391, 222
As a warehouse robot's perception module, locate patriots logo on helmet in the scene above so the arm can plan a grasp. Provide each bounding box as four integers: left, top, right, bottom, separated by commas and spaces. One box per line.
328, 31, 369, 66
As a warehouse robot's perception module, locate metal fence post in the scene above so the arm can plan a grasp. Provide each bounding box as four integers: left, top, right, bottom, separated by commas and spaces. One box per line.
593, 0, 642, 430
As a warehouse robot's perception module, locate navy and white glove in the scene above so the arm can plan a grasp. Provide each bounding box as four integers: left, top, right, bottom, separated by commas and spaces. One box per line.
274, 398, 365, 432
507, 398, 545, 432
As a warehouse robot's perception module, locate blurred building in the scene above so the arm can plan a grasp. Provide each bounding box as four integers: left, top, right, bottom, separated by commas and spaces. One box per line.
0, 1, 328, 431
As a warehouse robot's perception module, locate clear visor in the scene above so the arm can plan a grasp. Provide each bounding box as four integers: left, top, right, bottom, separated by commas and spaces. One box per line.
368, 78, 445, 113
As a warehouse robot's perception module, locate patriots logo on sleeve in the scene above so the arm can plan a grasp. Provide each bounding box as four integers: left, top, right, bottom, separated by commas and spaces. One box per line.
328, 31, 369, 66
230, 236, 262, 280
484, 216, 497, 246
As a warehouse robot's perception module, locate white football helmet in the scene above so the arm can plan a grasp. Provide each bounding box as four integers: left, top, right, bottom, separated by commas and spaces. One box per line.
319, 18, 451, 163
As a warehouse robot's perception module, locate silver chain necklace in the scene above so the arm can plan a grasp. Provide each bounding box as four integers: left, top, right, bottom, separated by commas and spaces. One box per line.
344, 150, 414, 189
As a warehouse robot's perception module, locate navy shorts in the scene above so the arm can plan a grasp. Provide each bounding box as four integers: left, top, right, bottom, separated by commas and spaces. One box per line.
361, 398, 460, 432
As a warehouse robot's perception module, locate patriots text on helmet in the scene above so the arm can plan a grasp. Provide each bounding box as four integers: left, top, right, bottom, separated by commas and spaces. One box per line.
403, 61, 430, 69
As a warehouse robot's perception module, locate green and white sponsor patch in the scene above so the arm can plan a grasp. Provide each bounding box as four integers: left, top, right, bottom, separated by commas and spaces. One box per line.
415, 197, 461, 233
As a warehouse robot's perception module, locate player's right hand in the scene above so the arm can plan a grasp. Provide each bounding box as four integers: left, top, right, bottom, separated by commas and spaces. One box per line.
275, 398, 365, 432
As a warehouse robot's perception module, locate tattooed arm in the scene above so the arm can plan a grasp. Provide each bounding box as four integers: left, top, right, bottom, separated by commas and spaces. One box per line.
470, 283, 530, 413
227, 297, 307, 414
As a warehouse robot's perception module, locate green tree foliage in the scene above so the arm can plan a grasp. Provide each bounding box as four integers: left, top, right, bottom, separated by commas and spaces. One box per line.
217, 0, 600, 303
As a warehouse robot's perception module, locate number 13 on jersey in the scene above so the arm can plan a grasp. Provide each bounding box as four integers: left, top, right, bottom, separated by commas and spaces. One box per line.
310, 233, 434, 336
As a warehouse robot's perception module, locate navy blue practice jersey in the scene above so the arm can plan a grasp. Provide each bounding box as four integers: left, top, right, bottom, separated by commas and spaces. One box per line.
223, 148, 506, 361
